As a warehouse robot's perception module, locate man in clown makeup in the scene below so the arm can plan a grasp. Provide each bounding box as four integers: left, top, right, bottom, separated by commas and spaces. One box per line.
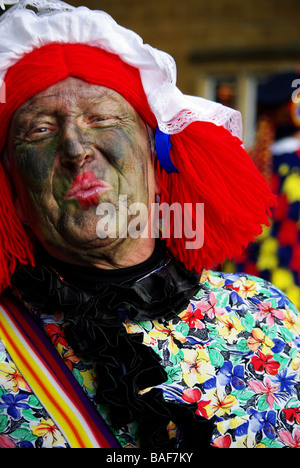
0, 0, 299, 449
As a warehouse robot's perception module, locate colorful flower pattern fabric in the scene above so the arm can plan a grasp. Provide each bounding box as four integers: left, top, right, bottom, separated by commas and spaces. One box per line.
0, 339, 69, 448
1, 270, 300, 448
226, 138, 300, 311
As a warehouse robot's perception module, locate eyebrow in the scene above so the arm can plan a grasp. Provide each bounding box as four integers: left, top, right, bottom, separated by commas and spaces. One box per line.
16, 106, 50, 117
18, 92, 62, 110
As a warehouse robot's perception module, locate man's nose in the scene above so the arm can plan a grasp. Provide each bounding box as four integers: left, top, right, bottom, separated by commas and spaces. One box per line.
60, 125, 94, 167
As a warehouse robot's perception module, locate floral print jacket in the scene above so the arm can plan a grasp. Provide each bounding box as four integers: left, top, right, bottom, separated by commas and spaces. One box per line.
1, 270, 300, 448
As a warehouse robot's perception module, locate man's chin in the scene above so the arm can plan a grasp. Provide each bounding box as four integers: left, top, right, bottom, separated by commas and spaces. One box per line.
43, 234, 133, 267
58, 230, 126, 252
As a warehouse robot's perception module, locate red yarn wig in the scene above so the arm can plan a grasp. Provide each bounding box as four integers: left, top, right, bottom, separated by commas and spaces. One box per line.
0, 43, 275, 291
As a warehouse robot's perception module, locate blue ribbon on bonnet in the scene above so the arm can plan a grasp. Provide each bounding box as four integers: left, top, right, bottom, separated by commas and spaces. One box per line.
155, 128, 179, 174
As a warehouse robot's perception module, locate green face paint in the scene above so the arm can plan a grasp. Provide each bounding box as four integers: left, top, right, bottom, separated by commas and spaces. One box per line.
8, 77, 158, 267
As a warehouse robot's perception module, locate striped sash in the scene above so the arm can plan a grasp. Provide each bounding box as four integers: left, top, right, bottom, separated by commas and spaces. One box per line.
0, 294, 121, 449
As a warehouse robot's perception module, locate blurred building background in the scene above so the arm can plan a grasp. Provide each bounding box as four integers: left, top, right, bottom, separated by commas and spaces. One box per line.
69, 0, 300, 148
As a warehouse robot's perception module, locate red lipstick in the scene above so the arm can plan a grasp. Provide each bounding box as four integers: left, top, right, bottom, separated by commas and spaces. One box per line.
65, 170, 111, 210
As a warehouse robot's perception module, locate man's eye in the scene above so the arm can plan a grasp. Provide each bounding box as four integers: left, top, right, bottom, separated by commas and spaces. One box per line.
35, 127, 49, 133
28, 126, 54, 138
91, 117, 107, 123
89, 116, 116, 126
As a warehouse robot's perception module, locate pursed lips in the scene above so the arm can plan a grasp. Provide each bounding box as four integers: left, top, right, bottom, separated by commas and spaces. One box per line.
65, 170, 112, 209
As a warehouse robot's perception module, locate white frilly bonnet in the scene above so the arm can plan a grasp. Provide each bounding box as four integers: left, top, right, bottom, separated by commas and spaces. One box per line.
0, 0, 242, 139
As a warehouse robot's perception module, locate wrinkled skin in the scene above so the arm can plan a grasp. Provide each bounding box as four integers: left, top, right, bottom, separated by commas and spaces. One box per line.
6, 77, 160, 268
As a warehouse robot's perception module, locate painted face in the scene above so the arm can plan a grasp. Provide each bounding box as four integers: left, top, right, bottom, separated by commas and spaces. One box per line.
7, 77, 158, 265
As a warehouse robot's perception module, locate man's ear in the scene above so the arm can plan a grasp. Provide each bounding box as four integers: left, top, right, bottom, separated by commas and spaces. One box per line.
2, 147, 27, 223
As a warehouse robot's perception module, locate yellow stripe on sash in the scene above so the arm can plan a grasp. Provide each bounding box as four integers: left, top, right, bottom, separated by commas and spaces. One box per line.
0, 305, 102, 448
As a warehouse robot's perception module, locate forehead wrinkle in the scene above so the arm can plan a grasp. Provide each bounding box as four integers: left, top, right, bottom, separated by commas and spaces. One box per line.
13, 82, 136, 128
15, 104, 49, 118
17, 91, 65, 109
35, 82, 119, 104
19, 90, 122, 113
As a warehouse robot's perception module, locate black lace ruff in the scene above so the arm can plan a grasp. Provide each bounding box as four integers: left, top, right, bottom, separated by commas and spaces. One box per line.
11, 242, 214, 449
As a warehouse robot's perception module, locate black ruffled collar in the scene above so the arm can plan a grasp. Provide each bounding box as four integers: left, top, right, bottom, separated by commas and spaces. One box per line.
11, 241, 201, 325
11, 242, 214, 449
